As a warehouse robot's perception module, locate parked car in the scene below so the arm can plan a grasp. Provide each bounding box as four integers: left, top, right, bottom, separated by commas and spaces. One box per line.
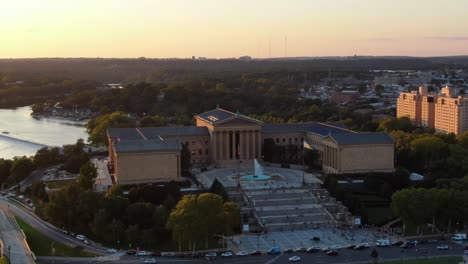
236, 251, 248, 256
376, 239, 390, 247
295, 247, 307, 252
307, 246, 320, 253
283, 248, 294, 253
137, 251, 151, 256
144, 259, 157, 263
106, 248, 117, 253
392, 241, 404, 247
400, 242, 414, 249
250, 250, 262, 256
452, 234, 467, 241
289, 256, 301, 262
205, 252, 217, 259
326, 250, 339, 256
354, 243, 370, 250
268, 247, 281, 255
76, 234, 86, 241
126, 249, 136, 255
345, 244, 357, 249
437, 245, 449, 250
83, 240, 90, 245
311, 236, 320, 241
221, 252, 233, 257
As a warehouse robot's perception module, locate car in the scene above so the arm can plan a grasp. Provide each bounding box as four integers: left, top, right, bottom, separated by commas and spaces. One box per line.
144, 259, 157, 263
205, 252, 217, 258
329, 245, 341, 251
392, 241, 404, 247
311, 236, 320, 241
295, 247, 307, 252
436, 245, 449, 250
354, 243, 370, 250
376, 239, 390, 247
400, 242, 414, 249
137, 251, 151, 256
283, 248, 294, 253
150, 252, 161, 257
268, 246, 281, 255
427, 239, 439, 243
61, 229, 68, 235
18, 195, 24, 199
236, 251, 248, 256
306, 246, 320, 253
345, 244, 357, 249
76, 234, 86, 241
326, 250, 339, 256
250, 250, 262, 255
83, 240, 90, 244
106, 248, 117, 253
221, 252, 233, 257
289, 256, 301, 262
126, 249, 136, 255
321, 247, 331, 252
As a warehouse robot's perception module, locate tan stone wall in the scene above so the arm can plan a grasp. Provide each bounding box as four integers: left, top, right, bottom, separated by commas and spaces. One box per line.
163, 135, 211, 165
115, 151, 180, 185
338, 144, 394, 173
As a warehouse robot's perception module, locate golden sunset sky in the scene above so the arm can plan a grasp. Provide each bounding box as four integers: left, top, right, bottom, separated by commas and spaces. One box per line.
1, 0, 468, 58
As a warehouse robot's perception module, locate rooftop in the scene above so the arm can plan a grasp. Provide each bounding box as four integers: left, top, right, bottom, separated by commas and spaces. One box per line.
328, 132, 394, 145
114, 140, 181, 154
262, 122, 351, 136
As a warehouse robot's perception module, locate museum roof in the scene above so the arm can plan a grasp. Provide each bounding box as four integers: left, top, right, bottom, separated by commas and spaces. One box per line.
196, 106, 262, 125
328, 132, 394, 145
114, 140, 181, 154
108, 126, 209, 140
262, 122, 351, 136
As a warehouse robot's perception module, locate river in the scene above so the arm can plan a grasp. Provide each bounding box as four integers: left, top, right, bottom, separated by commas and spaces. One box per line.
0, 106, 88, 159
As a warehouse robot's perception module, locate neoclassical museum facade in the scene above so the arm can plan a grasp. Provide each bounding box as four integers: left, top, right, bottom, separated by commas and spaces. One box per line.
107, 106, 394, 185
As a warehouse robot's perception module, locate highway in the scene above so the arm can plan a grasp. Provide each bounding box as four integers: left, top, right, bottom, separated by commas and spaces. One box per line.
0, 196, 107, 256
0, 207, 35, 264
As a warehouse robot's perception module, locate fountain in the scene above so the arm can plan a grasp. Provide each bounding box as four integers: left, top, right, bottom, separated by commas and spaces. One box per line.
241, 159, 271, 180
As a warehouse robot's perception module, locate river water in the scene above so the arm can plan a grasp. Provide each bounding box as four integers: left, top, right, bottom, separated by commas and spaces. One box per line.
0, 106, 88, 159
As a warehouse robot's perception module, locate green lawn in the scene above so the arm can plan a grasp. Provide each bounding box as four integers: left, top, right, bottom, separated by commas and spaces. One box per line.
383, 256, 462, 264
14, 216, 96, 257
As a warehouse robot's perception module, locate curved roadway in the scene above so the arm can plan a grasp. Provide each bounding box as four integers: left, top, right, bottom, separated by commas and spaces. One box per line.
0, 196, 107, 256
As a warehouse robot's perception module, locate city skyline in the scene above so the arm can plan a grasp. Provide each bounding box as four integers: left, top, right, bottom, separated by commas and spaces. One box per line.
1, 0, 468, 58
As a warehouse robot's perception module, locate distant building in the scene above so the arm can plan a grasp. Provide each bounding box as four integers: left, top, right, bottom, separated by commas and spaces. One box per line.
107, 107, 394, 185
397, 86, 468, 135
239, 56, 252, 61
329, 90, 360, 104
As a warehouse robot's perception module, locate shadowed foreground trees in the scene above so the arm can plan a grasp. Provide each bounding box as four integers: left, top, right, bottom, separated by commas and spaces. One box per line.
166, 193, 240, 250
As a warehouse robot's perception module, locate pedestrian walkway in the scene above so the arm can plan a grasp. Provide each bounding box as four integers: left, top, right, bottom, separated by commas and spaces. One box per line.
0, 208, 35, 264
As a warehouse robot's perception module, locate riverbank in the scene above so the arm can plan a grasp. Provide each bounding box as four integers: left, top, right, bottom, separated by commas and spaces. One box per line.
0, 107, 88, 159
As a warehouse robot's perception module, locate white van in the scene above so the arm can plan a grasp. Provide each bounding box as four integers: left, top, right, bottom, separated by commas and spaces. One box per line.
452, 233, 467, 241
376, 239, 390, 247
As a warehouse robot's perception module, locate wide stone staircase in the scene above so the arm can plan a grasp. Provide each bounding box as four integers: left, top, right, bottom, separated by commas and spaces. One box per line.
243, 188, 341, 232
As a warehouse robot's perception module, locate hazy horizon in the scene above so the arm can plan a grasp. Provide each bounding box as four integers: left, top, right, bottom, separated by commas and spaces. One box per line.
2, 0, 468, 58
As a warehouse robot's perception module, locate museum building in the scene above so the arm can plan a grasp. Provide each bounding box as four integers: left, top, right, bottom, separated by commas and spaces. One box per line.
107, 106, 394, 185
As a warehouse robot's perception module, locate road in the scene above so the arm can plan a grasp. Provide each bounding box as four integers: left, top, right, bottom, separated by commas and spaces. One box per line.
0, 196, 107, 256
0, 207, 35, 264
35, 244, 466, 264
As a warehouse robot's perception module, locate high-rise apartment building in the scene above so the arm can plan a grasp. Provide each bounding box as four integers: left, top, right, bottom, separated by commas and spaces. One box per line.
397, 86, 468, 135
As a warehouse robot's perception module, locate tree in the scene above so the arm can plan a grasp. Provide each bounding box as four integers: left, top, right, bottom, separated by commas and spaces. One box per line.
78, 161, 97, 190
63, 139, 89, 173
106, 184, 123, 197
410, 136, 447, 172
31, 181, 48, 202
166, 193, 240, 250
377, 117, 412, 133
33, 147, 60, 167
9, 156, 35, 184
139, 115, 167, 127
0, 159, 12, 186
86, 111, 136, 145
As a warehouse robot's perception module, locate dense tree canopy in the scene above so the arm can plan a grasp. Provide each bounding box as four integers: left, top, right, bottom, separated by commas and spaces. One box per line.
86, 111, 136, 145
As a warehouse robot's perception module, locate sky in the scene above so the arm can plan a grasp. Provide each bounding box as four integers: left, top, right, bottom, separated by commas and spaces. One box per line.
1, 0, 468, 58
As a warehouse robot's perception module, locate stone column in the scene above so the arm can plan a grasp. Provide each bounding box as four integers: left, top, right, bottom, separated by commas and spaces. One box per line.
231, 131, 236, 159
246, 131, 251, 159
212, 131, 217, 162
224, 131, 229, 160
256, 130, 261, 159
219, 131, 224, 160
239, 130, 245, 159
